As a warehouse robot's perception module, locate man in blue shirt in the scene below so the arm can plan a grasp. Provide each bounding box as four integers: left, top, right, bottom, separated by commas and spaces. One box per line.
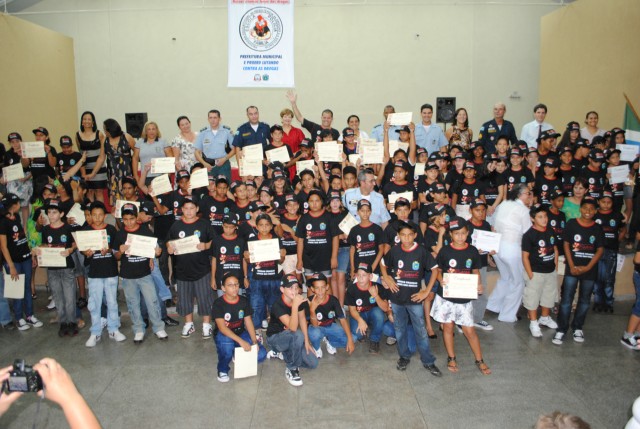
232, 105, 271, 155
343, 169, 391, 229
478, 102, 518, 153
194, 109, 235, 181
413, 104, 448, 155
371, 105, 400, 142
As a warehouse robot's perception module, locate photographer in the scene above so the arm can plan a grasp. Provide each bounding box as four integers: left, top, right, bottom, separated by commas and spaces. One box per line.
0, 358, 101, 429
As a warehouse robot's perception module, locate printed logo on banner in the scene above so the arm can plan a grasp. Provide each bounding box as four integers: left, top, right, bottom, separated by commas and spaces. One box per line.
239, 7, 283, 51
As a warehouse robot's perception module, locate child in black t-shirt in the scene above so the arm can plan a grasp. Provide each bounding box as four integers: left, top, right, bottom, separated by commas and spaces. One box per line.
547, 190, 566, 258
382, 198, 424, 253
522, 205, 559, 338
212, 273, 267, 383
265, 274, 318, 387
275, 194, 300, 277
451, 162, 484, 220
534, 157, 562, 205
433, 217, 491, 375
211, 213, 246, 294
348, 199, 384, 278
55, 136, 84, 179
505, 147, 534, 192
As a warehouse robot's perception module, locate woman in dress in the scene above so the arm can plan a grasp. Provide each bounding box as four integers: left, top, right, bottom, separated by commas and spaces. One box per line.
171, 116, 198, 171
76, 111, 108, 203
132, 121, 171, 188
103, 118, 135, 205
280, 108, 305, 180
580, 111, 606, 143
445, 108, 473, 150
561, 177, 588, 221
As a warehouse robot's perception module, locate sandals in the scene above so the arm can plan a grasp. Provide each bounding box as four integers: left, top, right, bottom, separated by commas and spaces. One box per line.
447, 356, 458, 373
475, 359, 492, 375
428, 330, 438, 339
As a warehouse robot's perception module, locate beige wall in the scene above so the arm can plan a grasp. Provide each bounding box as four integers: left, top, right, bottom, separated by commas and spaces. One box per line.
539, 0, 640, 132
12, 0, 559, 140
0, 14, 77, 150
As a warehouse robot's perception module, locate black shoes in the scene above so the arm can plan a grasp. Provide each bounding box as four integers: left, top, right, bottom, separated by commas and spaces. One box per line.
397, 357, 410, 371
424, 363, 442, 377
162, 316, 179, 326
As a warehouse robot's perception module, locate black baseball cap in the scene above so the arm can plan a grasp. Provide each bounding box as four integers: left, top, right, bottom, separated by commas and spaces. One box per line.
176, 170, 190, 181
357, 262, 372, 273
59, 135, 73, 146
448, 216, 467, 231
357, 199, 371, 210
222, 213, 239, 225
1, 193, 20, 207
309, 272, 328, 286
121, 203, 138, 217
32, 127, 49, 136
470, 199, 487, 209
7, 132, 22, 141
537, 129, 561, 142
281, 273, 300, 288
44, 198, 63, 213
424, 203, 445, 218
342, 127, 355, 137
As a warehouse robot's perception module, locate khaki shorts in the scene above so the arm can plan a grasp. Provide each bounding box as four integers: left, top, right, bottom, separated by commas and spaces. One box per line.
523, 271, 558, 310
280, 254, 298, 275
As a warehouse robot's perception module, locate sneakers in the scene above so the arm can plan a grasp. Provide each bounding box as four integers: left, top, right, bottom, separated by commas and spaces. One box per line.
474, 320, 494, 331
552, 332, 565, 345
267, 350, 284, 360
162, 316, 179, 327
285, 367, 303, 387
26, 316, 43, 328
1, 322, 15, 331
573, 330, 584, 343
69, 323, 79, 336
262, 319, 268, 329
386, 336, 397, 345
85, 334, 101, 347
369, 341, 380, 354
134, 332, 145, 344
46, 300, 56, 310
324, 338, 337, 355
202, 324, 213, 340
397, 357, 410, 371
424, 363, 442, 377
17, 319, 30, 331
529, 321, 543, 338
217, 372, 230, 383
181, 323, 195, 338
620, 336, 640, 350
538, 316, 558, 330
58, 323, 68, 337
314, 347, 323, 359
155, 330, 168, 340
109, 330, 127, 342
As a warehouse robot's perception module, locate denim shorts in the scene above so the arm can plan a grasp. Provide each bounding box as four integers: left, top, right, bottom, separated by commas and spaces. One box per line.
335, 246, 350, 273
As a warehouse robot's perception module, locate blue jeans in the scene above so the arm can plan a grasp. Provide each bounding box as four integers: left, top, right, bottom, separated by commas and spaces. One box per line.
308, 322, 348, 350
249, 278, 280, 326
594, 249, 616, 306
121, 276, 164, 334
88, 277, 120, 335
632, 271, 640, 317
151, 259, 172, 301
391, 302, 436, 365
266, 329, 318, 370
557, 275, 595, 334
382, 320, 416, 354
0, 273, 11, 325
335, 246, 350, 273
349, 307, 385, 342
4, 260, 33, 320
214, 330, 267, 373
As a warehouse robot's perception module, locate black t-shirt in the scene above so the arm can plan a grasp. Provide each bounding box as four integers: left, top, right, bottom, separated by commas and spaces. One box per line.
534, 175, 562, 205
30, 145, 57, 180
160, 189, 196, 222
41, 223, 74, 269
272, 193, 288, 217
609, 181, 625, 213
580, 166, 606, 199
238, 221, 259, 243
423, 226, 451, 255
267, 295, 298, 337
345, 280, 389, 313
301, 119, 339, 142
233, 200, 252, 225
295, 210, 338, 272
279, 214, 299, 256
167, 218, 216, 281
55, 152, 82, 176
505, 167, 534, 192
382, 219, 424, 248
198, 195, 234, 235
435, 243, 481, 304
444, 170, 463, 196
384, 242, 436, 305
307, 294, 344, 326
547, 208, 566, 257
153, 192, 176, 240
594, 210, 624, 250
83, 224, 118, 278
562, 218, 604, 280
211, 295, 252, 335
113, 224, 154, 279
453, 179, 484, 206
521, 226, 556, 274
0, 216, 31, 263
559, 166, 578, 197
467, 219, 491, 267
479, 172, 505, 207
348, 223, 384, 269
211, 234, 245, 287
419, 204, 455, 229
247, 234, 284, 279
329, 210, 350, 248
295, 188, 325, 215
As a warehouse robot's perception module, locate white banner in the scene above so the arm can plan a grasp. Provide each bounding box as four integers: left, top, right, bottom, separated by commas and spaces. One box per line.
228, 0, 294, 88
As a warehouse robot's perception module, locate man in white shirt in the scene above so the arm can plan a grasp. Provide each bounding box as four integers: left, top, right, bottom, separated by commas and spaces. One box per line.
521, 103, 554, 149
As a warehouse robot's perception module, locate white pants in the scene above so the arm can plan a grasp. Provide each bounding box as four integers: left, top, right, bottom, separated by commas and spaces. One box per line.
487, 242, 525, 322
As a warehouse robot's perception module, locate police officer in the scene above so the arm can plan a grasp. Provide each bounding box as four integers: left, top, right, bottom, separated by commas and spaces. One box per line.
232, 105, 270, 158
413, 104, 448, 155
371, 105, 400, 142
194, 109, 235, 182
478, 102, 518, 154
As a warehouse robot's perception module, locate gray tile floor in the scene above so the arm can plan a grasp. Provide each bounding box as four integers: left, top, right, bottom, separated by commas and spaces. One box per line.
1, 297, 638, 429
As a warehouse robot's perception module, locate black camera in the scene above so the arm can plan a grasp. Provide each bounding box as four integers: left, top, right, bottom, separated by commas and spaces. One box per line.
4, 359, 43, 393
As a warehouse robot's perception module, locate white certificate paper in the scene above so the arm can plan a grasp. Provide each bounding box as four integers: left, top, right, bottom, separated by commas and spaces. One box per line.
171, 235, 200, 255
608, 165, 629, 184
557, 255, 566, 276
72, 229, 108, 251
150, 174, 173, 196
20, 141, 46, 158
338, 213, 359, 235
188, 168, 209, 190
239, 158, 263, 177
248, 239, 281, 263
388, 191, 414, 213
414, 162, 426, 177
266, 146, 290, 164
296, 160, 315, 176
37, 247, 67, 267
348, 154, 362, 165
471, 230, 502, 253
234, 344, 258, 379
442, 273, 479, 300
3, 273, 25, 299
316, 142, 343, 162
616, 254, 625, 273
150, 157, 176, 174
388, 140, 409, 157
243, 144, 264, 162
66, 203, 86, 226
361, 142, 384, 164
619, 144, 639, 162
387, 112, 413, 126
114, 200, 141, 219
2, 164, 24, 182
127, 234, 158, 259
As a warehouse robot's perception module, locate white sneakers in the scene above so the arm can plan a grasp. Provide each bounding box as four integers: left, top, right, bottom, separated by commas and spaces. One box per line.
474, 321, 494, 331
267, 350, 283, 360
530, 321, 543, 338
315, 347, 323, 359
285, 367, 303, 387
85, 334, 101, 348
530, 317, 558, 338
17, 319, 30, 331
155, 330, 168, 340
573, 330, 585, 343
134, 332, 145, 344
552, 332, 565, 345
217, 372, 230, 383
538, 316, 558, 330
324, 338, 337, 355
109, 330, 126, 342
46, 300, 56, 310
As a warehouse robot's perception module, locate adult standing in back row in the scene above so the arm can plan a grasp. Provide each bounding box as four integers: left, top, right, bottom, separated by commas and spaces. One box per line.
76, 111, 108, 203
413, 103, 448, 155
478, 102, 518, 154
132, 121, 172, 188
286, 90, 340, 142
194, 109, 235, 182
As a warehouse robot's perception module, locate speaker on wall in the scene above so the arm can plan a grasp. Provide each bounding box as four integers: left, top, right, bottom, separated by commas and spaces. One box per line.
436, 98, 456, 123
125, 113, 148, 138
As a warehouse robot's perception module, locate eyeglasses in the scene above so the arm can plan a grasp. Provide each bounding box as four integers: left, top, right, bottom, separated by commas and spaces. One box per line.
224, 282, 240, 287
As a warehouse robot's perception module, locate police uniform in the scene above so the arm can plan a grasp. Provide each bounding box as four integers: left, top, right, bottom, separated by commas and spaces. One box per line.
478, 119, 518, 154
370, 124, 399, 142
195, 125, 234, 181
232, 121, 271, 150
342, 188, 391, 227
413, 123, 448, 155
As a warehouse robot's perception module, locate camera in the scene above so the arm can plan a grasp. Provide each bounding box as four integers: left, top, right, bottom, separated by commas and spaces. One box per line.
4, 359, 43, 393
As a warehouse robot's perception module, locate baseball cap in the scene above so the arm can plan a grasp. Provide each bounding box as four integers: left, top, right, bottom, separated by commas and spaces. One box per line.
230, 180, 243, 193
32, 127, 49, 136
558, 146, 573, 155
281, 273, 300, 288
43, 183, 57, 194
176, 170, 190, 181
259, 186, 273, 197
244, 180, 257, 188
222, 213, 239, 225
285, 193, 296, 203
327, 190, 342, 201
7, 132, 22, 141
139, 200, 155, 215
509, 147, 523, 157
448, 216, 467, 231
309, 272, 328, 286
543, 157, 560, 168
356, 262, 372, 273
470, 199, 487, 209
300, 139, 312, 148
537, 129, 561, 142
600, 190, 613, 200
357, 199, 371, 210
121, 203, 138, 217
215, 174, 228, 185
272, 170, 286, 181
342, 127, 355, 137
567, 121, 580, 132
248, 201, 265, 212
393, 160, 409, 171
424, 203, 445, 218
44, 199, 62, 213
395, 126, 411, 134
549, 189, 564, 200
428, 182, 446, 194
463, 161, 476, 170
1, 193, 20, 207
588, 149, 604, 161
59, 135, 73, 146
425, 161, 438, 171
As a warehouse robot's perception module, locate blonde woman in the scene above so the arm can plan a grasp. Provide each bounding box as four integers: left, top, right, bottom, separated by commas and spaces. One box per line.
132, 121, 172, 188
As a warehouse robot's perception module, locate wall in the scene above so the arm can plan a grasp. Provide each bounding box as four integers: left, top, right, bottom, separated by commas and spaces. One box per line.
539, 0, 640, 132
0, 14, 77, 148
10, 0, 560, 140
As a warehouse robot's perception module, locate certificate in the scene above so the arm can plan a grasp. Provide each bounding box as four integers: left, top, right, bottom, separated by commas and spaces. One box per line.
234, 344, 258, 379
150, 157, 176, 174
348, 154, 362, 165
471, 230, 501, 253
414, 162, 426, 177
455, 204, 471, 220
114, 200, 141, 218
127, 234, 158, 259
3, 273, 25, 299
338, 213, 358, 235
73, 229, 108, 251
361, 142, 384, 164
150, 174, 172, 196
265, 146, 290, 164
387, 112, 413, 126
296, 160, 315, 175
170, 235, 200, 255
239, 158, 263, 177
188, 168, 209, 190
616, 254, 625, 273
20, 141, 46, 158
557, 255, 566, 276
388, 191, 414, 213
442, 273, 478, 300
316, 142, 343, 162
388, 140, 409, 157
37, 247, 67, 267
2, 164, 24, 182
66, 203, 86, 226
243, 144, 264, 162
248, 239, 281, 263
608, 165, 629, 184
619, 144, 639, 162
359, 138, 378, 146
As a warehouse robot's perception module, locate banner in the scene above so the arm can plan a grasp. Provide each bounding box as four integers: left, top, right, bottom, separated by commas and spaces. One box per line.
228, 0, 294, 88
624, 94, 640, 146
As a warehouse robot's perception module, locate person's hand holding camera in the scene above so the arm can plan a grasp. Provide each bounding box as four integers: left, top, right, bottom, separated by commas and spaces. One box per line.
0, 365, 23, 417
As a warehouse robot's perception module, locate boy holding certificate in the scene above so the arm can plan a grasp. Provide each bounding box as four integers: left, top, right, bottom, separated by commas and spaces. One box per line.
467, 199, 495, 331
432, 216, 491, 375
275, 194, 300, 277
211, 213, 246, 293
348, 199, 384, 277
